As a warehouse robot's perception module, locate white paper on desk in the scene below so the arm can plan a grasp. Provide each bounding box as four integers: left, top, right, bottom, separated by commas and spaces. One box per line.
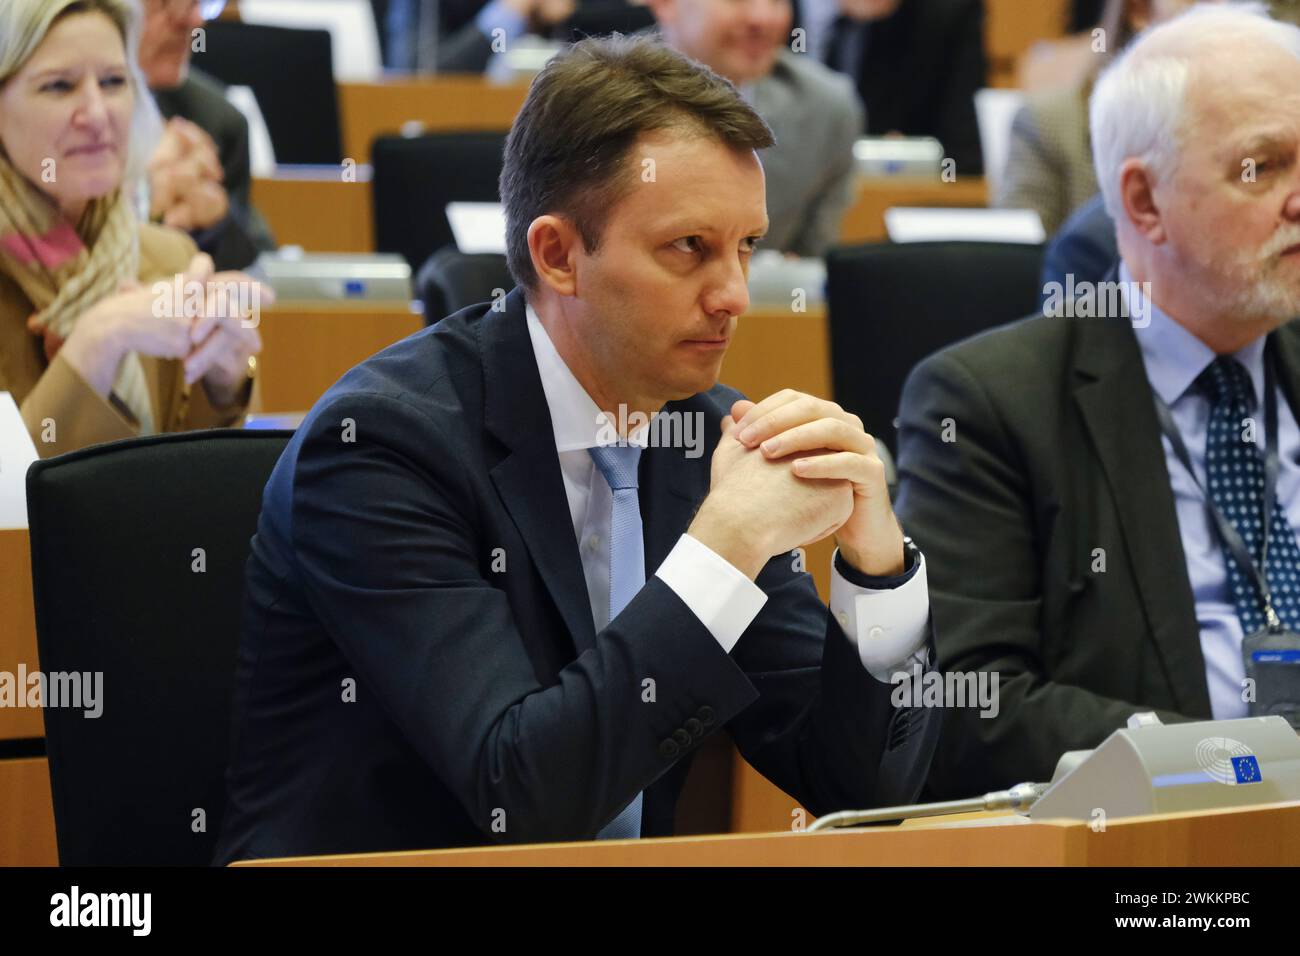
885, 207, 1046, 245
447, 202, 507, 254
0, 392, 38, 530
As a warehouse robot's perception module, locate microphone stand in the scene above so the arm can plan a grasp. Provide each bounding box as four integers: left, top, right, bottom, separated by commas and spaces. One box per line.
805, 782, 1049, 832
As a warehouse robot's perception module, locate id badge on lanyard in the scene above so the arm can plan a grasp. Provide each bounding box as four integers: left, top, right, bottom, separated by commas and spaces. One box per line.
1154, 344, 1300, 729
1242, 628, 1300, 727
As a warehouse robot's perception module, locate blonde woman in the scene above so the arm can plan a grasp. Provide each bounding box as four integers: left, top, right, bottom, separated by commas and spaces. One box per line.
0, 0, 268, 457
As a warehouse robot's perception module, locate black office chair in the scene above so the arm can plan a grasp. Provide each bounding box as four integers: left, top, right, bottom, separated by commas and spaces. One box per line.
26, 429, 293, 866
416, 247, 513, 324
371, 131, 507, 271
555, 1, 656, 41
826, 240, 1045, 450
190, 21, 343, 164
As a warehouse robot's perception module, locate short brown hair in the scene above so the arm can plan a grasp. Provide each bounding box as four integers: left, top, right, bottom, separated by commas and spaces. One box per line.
499, 33, 775, 293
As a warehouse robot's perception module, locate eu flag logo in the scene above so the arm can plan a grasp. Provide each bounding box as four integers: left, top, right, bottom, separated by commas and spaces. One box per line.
1231, 755, 1262, 784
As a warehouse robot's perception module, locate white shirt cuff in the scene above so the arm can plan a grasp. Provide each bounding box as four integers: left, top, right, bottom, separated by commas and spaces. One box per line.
655, 533, 768, 653
829, 548, 930, 683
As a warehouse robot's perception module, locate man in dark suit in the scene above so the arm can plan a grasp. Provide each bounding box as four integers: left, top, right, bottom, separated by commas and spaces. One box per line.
821, 0, 986, 175
895, 5, 1300, 798
137, 0, 276, 270
214, 34, 939, 864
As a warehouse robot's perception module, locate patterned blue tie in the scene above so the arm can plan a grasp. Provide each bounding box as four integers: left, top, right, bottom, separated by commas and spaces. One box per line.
1199, 356, 1300, 633
587, 444, 645, 840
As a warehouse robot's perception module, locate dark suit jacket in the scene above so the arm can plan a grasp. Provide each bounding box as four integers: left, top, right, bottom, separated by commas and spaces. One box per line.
381, 0, 511, 73
895, 299, 1300, 798
213, 288, 940, 864
1039, 193, 1118, 309
438, 22, 497, 73
823, 0, 986, 175
152, 69, 277, 271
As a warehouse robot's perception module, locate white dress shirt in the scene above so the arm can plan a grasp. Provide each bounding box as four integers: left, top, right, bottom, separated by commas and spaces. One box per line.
524, 301, 929, 680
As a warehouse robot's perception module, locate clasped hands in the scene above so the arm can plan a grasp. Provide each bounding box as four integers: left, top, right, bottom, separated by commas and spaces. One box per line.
148, 117, 229, 233
688, 390, 905, 580
50, 253, 270, 411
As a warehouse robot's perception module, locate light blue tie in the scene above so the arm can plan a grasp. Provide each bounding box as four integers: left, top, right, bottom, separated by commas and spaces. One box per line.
587, 443, 645, 840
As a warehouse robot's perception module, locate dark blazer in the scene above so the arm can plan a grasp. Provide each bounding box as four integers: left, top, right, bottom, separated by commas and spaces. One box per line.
213, 288, 940, 864
380, 0, 508, 73
152, 69, 277, 271
894, 292, 1300, 798
823, 0, 986, 175
1039, 193, 1118, 309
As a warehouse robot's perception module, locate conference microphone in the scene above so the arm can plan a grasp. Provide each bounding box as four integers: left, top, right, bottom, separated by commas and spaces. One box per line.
804, 782, 1050, 832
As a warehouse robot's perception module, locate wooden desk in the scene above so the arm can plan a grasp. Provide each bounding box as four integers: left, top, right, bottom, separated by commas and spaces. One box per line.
235, 799, 1300, 866
256, 300, 833, 465
338, 77, 530, 163
0, 756, 56, 866
255, 302, 424, 413
724, 304, 830, 402
251, 171, 374, 254
986, 0, 1068, 87
338, 40, 1057, 151
0, 528, 42, 742
0, 528, 53, 866
839, 176, 989, 244
249, 172, 987, 256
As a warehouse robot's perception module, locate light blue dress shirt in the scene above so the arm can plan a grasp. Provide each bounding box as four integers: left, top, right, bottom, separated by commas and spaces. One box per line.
1123, 261, 1300, 718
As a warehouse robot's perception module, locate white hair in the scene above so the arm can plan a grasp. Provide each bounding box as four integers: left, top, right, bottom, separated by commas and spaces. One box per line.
0, 0, 162, 203
1090, 2, 1300, 221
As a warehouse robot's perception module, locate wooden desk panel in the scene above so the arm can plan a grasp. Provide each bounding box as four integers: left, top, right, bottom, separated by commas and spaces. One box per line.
235, 799, 1300, 866
839, 176, 988, 244
251, 175, 374, 253
0, 757, 57, 866
257, 301, 832, 448
256, 303, 424, 413
338, 78, 530, 162
723, 305, 830, 402
248, 173, 986, 256
986, 0, 1068, 85
0, 528, 43, 741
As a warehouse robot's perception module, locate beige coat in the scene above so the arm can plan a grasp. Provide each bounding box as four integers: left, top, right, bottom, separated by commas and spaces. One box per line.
993, 84, 1099, 237
0, 223, 250, 458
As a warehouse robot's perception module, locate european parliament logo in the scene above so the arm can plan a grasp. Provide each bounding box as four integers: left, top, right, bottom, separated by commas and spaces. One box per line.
1195, 737, 1264, 785
1231, 755, 1262, 784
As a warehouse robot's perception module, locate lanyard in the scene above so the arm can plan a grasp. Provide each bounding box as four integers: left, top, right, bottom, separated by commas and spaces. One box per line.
1152, 346, 1284, 633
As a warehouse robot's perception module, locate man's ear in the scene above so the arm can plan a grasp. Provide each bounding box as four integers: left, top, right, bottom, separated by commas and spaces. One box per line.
527, 214, 580, 297
1118, 158, 1166, 245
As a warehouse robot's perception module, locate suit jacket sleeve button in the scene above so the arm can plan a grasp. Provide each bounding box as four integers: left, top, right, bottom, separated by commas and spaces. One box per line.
697, 706, 714, 726
659, 739, 679, 759
673, 728, 692, 747
684, 717, 703, 736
